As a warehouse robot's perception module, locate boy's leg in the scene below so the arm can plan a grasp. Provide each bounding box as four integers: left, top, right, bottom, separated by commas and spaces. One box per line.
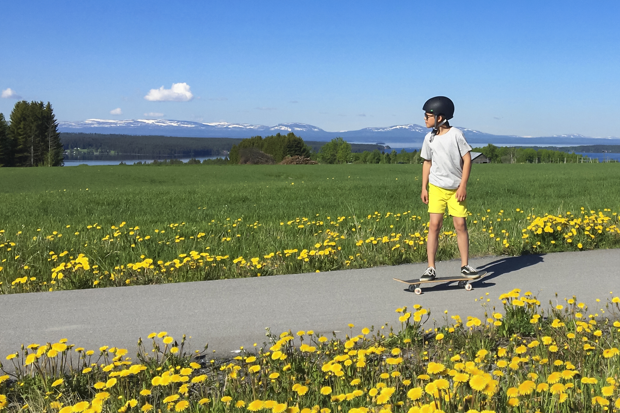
427, 213, 444, 269
452, 216, 469, 267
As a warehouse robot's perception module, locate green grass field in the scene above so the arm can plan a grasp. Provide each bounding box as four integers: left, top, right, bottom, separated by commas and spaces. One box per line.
1, 164, 619, 293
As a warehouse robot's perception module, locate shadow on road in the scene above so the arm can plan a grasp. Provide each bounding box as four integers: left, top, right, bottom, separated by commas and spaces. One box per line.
403, 255, 545, 294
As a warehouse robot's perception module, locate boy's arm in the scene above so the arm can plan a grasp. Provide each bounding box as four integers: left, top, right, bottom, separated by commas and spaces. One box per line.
456, 152, 472, 202
421, 160, 431, 204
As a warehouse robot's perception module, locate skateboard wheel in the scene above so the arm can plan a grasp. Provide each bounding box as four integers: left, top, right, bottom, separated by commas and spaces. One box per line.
414, 288, 422, 295
465, 283, 473, 291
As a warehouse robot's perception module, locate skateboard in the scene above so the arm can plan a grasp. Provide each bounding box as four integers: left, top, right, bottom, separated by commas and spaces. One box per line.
393, 271, 487, 295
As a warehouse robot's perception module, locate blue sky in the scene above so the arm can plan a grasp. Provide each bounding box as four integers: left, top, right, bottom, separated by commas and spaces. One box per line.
1, 1, 619, 137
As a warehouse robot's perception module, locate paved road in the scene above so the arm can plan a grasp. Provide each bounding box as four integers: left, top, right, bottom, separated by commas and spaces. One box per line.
1, 250, 619, 359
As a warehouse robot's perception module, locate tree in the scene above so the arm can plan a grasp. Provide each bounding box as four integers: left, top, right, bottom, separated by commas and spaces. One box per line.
228, 133, 313, 164
318, 138, 340, 164
336, 139, 352, 164
0, 113, 10, 167
5, 100, 63, 167
43, 103, 64, 166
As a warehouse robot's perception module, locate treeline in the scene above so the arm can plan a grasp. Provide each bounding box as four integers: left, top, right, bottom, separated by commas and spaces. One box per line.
473, 144, 595, 163
318, 138, 420, 164
61, 133, 386, 161
538, 145, 620, 154
228, 133, 313, 164
0, 101, 63, 167
61, 134, 240, 160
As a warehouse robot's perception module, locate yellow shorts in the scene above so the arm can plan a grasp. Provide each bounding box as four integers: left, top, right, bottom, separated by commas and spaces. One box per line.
428, 184, 468, 217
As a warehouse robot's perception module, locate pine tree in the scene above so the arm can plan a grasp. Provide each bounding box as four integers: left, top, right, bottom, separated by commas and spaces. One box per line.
43, 103, 64, 166
6, 101, 64, 167
0, 113, 10, 167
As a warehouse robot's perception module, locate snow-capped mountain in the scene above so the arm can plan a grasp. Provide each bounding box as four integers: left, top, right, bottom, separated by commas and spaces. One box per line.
59, 119, 327, 138
58, 119, 620, 146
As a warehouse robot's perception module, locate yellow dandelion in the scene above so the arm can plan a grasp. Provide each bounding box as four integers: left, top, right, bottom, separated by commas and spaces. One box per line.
427, 362, 445, 374
550, 383, 565, 394
175, 400, 189, 412
321, 386, 332, 395
434, 379, 449, 390
273, 403, 288, 413
248, 400, 263, 411
469, 375, 489, 391
163, 395, 180, 404
547, 372, 561, 384
407, 387, 423, 401
518, 381, 536, 396
602, 386, 614, 397
51, 378, 64, 387
71, 401, 90, 412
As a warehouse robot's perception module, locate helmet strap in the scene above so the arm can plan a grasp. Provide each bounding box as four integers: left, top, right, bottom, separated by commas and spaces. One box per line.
432, 115, 447, 135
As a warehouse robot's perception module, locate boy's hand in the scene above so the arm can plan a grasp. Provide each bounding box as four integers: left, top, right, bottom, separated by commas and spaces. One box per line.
455, 186, 467, 202
421, 188, 429, 204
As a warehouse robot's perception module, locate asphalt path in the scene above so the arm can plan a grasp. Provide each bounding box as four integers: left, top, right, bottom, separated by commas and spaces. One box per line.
1, 249, 619, 359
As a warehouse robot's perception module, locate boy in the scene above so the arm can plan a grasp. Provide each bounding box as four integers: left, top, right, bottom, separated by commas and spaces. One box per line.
419, 96, 478, 280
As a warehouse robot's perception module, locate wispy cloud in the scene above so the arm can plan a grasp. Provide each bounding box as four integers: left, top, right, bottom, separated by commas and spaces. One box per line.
256, 107, 277, 111
289, 100, 299, 104
110, 108, 122, 115
357, 113, 367, 117
145, 83, 194, 102
209, 97, 228, 101
1, 88, 22, 99
144, 112, 164, 118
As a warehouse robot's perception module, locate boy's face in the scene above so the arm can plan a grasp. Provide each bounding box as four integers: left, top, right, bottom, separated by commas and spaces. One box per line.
424, 112, 442, 128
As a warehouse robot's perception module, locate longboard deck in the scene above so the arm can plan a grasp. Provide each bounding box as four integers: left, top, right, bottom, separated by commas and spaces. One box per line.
394, 271, 487, 294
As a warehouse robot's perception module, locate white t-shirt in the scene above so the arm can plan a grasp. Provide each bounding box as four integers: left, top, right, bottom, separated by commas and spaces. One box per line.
420, 127, 472, 190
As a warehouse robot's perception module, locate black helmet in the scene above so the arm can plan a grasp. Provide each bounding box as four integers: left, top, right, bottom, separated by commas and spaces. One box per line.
423, 96, 454, 120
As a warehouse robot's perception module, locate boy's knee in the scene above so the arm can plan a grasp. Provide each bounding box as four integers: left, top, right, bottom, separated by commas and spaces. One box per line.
429, 221, 442, 232
453, 218, 467, 232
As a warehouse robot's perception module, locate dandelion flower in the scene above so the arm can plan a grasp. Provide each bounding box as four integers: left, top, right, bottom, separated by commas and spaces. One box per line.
72, 401, 90, 412
273, 403, 288, 413
518, 380, 536, 395
248, 400, 263, 411
427, 362, 445, 374
321, 386, 332, 395
175, 400, 189, 412
407, 387, 423, 401
469, 375, 489, 391
51, 378, 64, 387
163, 395, 180, 404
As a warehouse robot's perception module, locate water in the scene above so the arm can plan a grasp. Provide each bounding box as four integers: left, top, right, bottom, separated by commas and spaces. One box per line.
575, 153, 620, 162
63, 156, 224, 166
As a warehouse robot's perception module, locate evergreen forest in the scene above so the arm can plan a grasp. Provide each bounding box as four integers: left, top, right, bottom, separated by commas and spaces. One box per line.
0, 101, 63, 167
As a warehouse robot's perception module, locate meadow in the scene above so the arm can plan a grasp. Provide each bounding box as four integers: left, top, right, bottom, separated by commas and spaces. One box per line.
0, 163, 619, 293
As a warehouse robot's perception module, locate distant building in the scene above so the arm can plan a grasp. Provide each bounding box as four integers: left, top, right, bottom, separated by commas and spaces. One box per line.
470, 152, 489, 164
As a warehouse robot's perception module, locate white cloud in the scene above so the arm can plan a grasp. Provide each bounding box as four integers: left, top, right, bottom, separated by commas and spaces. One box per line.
144, 82, 194, 102
144, 112, 164, 118
1, 88, 22, 99
110, 108, 122, 115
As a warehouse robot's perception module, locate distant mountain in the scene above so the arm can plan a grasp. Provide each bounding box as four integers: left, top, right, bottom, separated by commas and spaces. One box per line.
58, 119, 620, 147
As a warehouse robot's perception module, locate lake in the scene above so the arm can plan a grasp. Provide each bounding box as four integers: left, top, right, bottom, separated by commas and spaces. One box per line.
576, 152, 620, 162
63, 156, 224, 166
